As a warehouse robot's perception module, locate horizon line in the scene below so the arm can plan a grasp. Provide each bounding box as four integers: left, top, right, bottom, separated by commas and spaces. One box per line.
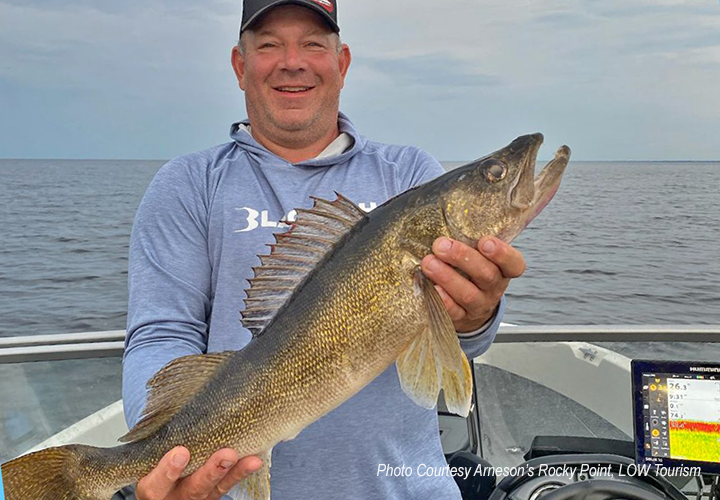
1, 158, 718, 163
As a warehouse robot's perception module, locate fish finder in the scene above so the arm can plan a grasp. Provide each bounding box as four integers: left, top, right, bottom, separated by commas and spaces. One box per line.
632, 360, 720, 475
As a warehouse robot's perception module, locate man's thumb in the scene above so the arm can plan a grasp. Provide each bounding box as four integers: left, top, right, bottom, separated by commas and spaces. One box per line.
170, 448, 190, 471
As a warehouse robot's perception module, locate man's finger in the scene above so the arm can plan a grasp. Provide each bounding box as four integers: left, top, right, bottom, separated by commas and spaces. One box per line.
211, 456, 264, 500
135, 446, 189, 500
433, 285, 466, 322
421, 255, 483, 310
175, 448, 239, 500
430, 237, 502, 290
478, 237, 525, 279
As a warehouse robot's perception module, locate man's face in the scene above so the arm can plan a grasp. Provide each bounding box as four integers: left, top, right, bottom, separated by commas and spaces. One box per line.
232, 5, 351, 145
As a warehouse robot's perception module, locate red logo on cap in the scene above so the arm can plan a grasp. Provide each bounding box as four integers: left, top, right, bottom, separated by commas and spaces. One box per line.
310, 0, 334, 13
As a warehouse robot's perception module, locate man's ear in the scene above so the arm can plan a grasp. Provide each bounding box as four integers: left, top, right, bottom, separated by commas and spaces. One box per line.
231, 45, 246, 90
339, 44, 352, 88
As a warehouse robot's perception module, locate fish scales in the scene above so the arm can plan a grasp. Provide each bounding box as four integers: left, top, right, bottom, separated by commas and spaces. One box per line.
66, 205, 430, 489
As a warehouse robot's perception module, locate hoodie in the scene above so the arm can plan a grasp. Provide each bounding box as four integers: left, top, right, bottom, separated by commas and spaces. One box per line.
123, 113, 503, 500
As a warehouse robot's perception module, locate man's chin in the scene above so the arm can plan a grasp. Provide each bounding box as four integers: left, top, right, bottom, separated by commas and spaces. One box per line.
258, 107, 339, 140
277, 121, 313, 132
271, 114, 319, 133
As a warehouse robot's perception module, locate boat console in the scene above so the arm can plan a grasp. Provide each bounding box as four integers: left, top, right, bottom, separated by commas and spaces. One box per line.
632, 360, 720, 476
450, 360, 720, 500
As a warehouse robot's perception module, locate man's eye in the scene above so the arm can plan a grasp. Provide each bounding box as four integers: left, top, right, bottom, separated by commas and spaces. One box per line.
259, 43, 276, 49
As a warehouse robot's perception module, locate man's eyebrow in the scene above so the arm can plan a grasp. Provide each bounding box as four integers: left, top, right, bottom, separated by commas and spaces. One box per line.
254, 29, 277, 37
304, 28, 331, 36
251, 27, 330, 38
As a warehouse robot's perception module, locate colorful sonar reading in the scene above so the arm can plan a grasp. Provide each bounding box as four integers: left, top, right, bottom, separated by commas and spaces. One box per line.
669, 420, 720, 462
634, 360, 720, 474
668, 377, 720, 463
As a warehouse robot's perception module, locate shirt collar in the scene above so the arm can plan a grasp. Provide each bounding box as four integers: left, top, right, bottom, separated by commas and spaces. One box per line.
237, 124, 353, 160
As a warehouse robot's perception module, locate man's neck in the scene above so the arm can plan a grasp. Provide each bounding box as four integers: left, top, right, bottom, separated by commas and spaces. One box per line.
249, 124, 342, 164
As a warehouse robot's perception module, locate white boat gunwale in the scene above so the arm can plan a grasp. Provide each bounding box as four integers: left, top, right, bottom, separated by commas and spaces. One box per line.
2, 325, 719, 364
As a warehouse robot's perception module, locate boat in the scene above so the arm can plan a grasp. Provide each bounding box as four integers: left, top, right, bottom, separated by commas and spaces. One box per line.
2, 325, 720, 499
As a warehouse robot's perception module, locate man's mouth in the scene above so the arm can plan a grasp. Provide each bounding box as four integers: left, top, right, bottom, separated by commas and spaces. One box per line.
274, 86, 314, 94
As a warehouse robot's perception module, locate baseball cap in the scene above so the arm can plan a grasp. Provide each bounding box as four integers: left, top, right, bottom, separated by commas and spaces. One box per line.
240, 0, 339, 35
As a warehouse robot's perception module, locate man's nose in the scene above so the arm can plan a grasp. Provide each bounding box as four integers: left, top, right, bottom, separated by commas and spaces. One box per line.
280, 44, 307, 71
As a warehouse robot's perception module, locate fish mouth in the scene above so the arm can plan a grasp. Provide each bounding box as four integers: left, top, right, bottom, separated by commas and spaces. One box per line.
525, 144, 571, 225
508, 133, 545, 210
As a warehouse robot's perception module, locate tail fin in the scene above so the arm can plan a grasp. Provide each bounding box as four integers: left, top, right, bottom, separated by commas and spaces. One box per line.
1, 444, 117, 500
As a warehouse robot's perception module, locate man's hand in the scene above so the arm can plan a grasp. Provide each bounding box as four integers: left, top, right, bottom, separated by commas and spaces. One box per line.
135, 446, 263, 500
421, 236, 525, 333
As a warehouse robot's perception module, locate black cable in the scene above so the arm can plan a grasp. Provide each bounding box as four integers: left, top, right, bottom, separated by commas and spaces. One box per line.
705, 476, 718, 500
694, 475, 704, 500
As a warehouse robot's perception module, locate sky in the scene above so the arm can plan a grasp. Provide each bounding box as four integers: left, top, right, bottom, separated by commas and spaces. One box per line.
0, 0, 719, 161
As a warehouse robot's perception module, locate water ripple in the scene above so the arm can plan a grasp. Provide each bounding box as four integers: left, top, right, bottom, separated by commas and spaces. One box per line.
0, 159, 719, 337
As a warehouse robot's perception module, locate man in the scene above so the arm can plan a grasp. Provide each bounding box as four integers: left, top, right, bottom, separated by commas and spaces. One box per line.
123, 1, 525, 499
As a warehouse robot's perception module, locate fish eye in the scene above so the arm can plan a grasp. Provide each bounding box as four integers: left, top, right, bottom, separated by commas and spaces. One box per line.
483, 160, 507, 182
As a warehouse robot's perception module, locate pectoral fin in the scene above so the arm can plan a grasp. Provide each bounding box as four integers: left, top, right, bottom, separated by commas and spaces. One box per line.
396, 270, 473, 417
396, 317, 441, 410
228, 449, 273, 500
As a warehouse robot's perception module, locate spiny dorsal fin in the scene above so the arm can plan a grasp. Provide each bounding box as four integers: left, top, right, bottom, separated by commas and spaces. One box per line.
242, 193, 366, 338
119, 351, 234, 443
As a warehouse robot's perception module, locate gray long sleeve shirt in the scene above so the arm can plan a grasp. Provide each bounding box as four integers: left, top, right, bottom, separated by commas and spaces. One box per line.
123, 113, 504, 500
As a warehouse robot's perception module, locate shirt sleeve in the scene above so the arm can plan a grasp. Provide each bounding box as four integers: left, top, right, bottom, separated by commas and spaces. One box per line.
122, 158, 212, 428
400, 147, 505, 360
457, 296, 505, 359
398, 147, 446, 192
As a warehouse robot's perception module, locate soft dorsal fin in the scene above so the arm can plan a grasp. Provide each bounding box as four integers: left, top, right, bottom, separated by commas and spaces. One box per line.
119, 351, 234, 443
242, 193, 366, 338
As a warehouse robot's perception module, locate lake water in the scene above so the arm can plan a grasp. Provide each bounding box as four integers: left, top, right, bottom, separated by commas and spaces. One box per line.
1, 159, 718, 338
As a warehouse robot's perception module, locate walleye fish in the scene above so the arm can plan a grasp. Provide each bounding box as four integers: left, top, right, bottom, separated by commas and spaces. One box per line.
1, 133, 570, 500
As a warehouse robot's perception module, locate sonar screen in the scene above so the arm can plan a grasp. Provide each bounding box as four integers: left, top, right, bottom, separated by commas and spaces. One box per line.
633, 360, 720, 474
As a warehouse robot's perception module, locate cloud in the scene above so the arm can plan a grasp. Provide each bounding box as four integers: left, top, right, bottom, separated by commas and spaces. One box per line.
0, 0, 719, 159
0, 2, 237, 92
354, 54, 502, 90
582, 0, 714, 18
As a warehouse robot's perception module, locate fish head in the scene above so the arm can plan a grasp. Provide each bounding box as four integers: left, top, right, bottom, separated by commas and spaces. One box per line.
439, 133, 570, 245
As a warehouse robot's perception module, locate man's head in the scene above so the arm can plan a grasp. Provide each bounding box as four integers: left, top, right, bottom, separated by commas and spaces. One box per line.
232, 0, 351, 155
